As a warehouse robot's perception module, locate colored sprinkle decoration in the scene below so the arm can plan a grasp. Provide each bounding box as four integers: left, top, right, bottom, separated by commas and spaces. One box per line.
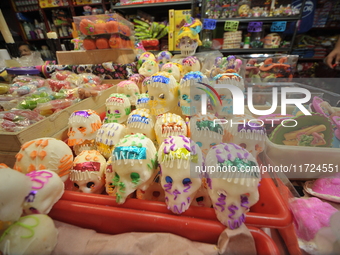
137, 98, 149, 104
196, 120, 222, 133
128, 114, 150, 124
182, 71, 203, 82
72, 110, 91, 118
215, 192, 226, 212
113, 146, 147, 160
0, 215, 40, 241
151, 75, 170, 84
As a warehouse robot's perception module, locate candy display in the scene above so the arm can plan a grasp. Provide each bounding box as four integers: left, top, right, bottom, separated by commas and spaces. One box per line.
13, 138, 73, 182
111, 133, 158, 204
158, 136, 203, 214
70, 150, 107, 194
0, 110, 45, 132
67, 110, 102, 155
205, 143, 260, 229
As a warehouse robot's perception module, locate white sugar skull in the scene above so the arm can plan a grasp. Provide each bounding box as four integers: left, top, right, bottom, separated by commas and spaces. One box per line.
136, 93, 150, 109
223, 115, 266, 158
96, 123, 127, 159
67, 109, 102, 155
205, 143, 261, 229
23, 170, 64, 215
116, 80, 140, 106
138, 59, 160, 77
154, 113, 187, 145
181, 56, 201, 74
156, 51, 173, 69
189, 113, 224, 156
161, 62, 182, 82
191, 182, 212, 208
148, 72, 180, 116
142, 77, 151, 93
104, 93, 131, 124
105, 157, 116, 195
0, 168, 31, 222
111, 133, 158, 204
70, 150, 106, 194
213, 73, 245, 119
158, 136, 203, 214
179, 71, 211, 116
13, 138, 74, 182
0, 214, 58, 255
178, 36, 199, 57
136, 171, 166, 202
128, 74, 145, 92
126, 108, 156, 144
137, 52, 156, 69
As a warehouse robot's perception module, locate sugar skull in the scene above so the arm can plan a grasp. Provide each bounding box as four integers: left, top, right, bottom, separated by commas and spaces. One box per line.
176, 18, 202, 56
23, 170, 64, 215
138, 59, 160, 77
264, 33, 281, 48
116, 80, 140, 106
205, 143, 261, 229
137, 52, 156, 69
0, 214, 58, 255
154, 113, 187, 145
136, 93, 150, 109
161, 62, 183, 82
148, 71, 180, 116
223, 115, 266, 158
104, 93, 131, 124
158, 135, 203, 214
136, 171, 166, 202
128, 73, 145, 92
213, 73, 245, 119
156, 51, 173, 69
0, 168, 31, 222
67, 110, 102, 155
189, 113, 224, 156
96, 123, 127, 159
13, 138, 74, 182
181, 56, 201, 74
142, 76, 151, 93
70, 150, 106, 194
126, 108, 156, 144
179, 71, 211, 116
111, 133, 158, 204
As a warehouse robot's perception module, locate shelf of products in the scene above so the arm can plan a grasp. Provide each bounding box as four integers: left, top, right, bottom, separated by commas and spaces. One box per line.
214, 16, 300, 23
113, 1, 192, 9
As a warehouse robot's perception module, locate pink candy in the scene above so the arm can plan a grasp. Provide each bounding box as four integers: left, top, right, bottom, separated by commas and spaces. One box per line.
312, 173, 340, 197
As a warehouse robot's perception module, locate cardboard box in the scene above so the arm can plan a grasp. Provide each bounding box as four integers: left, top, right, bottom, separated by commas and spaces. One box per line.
168, 9, 191, 51
57, 49, 136, 65
0, 81, 120, 167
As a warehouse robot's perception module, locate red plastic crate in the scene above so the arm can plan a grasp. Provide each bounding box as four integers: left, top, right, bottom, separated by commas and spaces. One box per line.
49, 199, 279, 255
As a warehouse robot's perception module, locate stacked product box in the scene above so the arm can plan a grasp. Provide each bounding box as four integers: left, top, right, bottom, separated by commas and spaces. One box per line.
73, 13, 135, 50
168, 9, 191, 51
222, 31, 242, 49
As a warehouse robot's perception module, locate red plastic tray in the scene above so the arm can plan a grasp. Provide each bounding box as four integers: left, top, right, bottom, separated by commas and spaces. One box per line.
49, 199, 280, 255
59, 172, 291, 228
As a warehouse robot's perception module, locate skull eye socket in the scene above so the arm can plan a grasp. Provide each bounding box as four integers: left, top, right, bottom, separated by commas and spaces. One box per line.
150, 96, 154, 100
107, 110, 111, 114
130, 172, 140, 181
240, 143, 247, 149
165, 176, 173, 183
86, 182, 95, 188
194, 95, 201, 101
73, 183, 79, 189
115, 110, 120, 113
182, 94, 188, 100
78, 127, 86, 133
159, 94, 165, 99
182, 178, 191, 185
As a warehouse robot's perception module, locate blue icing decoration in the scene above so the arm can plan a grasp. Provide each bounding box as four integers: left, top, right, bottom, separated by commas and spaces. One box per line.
151, 75, 170, 84
137, 97, 149, 104
182, 71, 203, 81
128, 114, 149, 124
113, 146, 147, 160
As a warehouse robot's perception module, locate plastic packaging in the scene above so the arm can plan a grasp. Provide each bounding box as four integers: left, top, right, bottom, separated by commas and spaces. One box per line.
0, 109, 44, 132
